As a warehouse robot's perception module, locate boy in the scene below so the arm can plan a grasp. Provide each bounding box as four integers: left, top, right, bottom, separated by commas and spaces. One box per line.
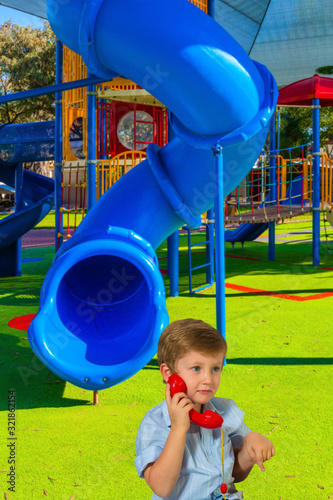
135, 319, 275, 499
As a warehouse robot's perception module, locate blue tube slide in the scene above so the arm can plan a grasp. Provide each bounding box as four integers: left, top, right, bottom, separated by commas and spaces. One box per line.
0, 121, 55, 168
28, 0, 278, 391
0, 121, 55, 252
225, 222, 268, 244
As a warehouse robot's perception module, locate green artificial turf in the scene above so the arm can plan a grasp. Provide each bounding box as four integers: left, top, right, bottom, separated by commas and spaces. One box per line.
0, 221, 332, 500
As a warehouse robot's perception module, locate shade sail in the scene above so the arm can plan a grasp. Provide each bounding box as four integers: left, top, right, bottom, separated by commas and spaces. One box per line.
278, 74, 333, 107
0, 0, 47, 19
1, 0, 333, 87
215, 0, 333, 87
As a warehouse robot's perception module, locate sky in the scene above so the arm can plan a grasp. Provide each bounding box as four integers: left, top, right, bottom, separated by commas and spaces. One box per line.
0, 5, 43, 28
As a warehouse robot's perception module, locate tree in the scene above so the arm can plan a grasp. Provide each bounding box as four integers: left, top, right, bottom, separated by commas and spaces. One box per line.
278, 106, 333, 158
0, 20, 56, 124
277, 107, 312, 158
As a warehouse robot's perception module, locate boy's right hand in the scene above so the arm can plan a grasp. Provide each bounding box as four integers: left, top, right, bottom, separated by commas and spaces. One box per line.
165, 383, 194, 432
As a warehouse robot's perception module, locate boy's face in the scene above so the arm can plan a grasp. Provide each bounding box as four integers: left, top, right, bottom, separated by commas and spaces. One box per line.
174, 349, 225, 412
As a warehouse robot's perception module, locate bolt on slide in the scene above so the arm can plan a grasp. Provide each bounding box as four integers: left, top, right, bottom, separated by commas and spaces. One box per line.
28, 0, 278, 390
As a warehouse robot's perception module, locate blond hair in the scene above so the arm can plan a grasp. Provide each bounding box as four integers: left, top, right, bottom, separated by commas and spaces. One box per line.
157, 318, 227, 373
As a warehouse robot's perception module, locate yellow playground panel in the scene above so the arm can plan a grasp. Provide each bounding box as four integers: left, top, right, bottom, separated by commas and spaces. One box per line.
97, 151, 147, 199
62, 45, 88, 163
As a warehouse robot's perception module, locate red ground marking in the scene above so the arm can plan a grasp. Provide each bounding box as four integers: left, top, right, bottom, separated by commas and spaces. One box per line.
225, 283, 333, 301
321, 267, 333, 271
159, 269, 167, 275
225, 254, 261, 261
8, 314, 37, 331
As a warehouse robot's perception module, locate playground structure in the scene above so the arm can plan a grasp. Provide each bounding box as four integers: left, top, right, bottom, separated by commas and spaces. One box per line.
167, 74, 333, 294
59, 59, 333, 255
26, 0, 277, 390
0, 0, 332, 393
225, 148, 333, 225
222, 74, 333, 250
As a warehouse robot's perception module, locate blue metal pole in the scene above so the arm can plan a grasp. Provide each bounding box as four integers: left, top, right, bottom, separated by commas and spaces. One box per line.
206, 207, 214, 285
213, 144, 226, 340
167, 231, 179, 297
312, 98, 321, 266
268, 111, 276, 261
87, 73, 97, 211
207, 0, 215, 18
167, 111, 180, 296
0, 76, 109, 105
98, 97, 108, 199
55, 40, 63, 250
277, 107, 281, 152
14, 162, 23, 276
99, 98, 108, 160
206, 0, 213, 290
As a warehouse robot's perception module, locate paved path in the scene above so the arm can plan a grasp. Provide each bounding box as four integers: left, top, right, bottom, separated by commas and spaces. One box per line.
21, 226, 331, 249
22, 229, 74, 249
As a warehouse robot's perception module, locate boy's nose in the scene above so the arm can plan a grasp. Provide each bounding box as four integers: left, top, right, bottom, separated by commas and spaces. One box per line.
202, 372, 212, 384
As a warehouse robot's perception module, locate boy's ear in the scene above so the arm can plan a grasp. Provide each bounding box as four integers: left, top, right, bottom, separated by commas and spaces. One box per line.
160, 363, 172, 383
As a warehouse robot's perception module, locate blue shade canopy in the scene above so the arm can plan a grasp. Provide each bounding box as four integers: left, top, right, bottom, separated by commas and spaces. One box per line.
1, 0, 333, 87
0, 0, 47, 19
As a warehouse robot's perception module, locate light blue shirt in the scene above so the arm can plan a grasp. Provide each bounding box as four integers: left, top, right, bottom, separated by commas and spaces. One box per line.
135, 397, 251, 500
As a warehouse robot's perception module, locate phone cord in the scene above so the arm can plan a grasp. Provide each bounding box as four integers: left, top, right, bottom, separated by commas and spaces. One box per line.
220, 427, 227, 499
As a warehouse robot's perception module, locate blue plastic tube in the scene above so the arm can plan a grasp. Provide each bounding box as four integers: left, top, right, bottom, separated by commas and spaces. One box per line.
0, 121, 55, 167
28, 0, 278, 390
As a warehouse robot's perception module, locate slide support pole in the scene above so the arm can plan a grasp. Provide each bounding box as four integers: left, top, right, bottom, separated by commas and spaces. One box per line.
87, 73, 97, 211
55, 40, 63, 250
206, 207, 215, 285
207, 0, 215, 18
14, 162, 23, 276
312, 98, 321, 266
167, 111, 180, 297
213, 144, 226, 341
167, 231, 179, 297
268, 111, 276, 261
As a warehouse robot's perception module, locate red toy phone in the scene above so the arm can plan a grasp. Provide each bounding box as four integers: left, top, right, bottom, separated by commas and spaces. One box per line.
168, 373, 223, 429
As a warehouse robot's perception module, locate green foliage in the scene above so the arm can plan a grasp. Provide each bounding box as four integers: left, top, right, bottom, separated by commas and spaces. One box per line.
315, 65, 333, 75
278, 107, 312, 157
0, 20, 56, 124
277, 106, 333, 158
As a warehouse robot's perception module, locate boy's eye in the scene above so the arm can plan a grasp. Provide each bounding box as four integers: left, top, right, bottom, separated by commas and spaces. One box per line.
192, 366, 200, 372
212, 367, 221, 373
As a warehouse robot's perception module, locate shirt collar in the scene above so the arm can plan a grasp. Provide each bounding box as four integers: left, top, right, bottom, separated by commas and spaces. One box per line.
203, 398, 225, 416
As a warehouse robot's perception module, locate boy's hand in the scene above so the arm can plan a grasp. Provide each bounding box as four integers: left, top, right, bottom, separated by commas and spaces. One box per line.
165, 383, 194, 432
242, 432, 275, 471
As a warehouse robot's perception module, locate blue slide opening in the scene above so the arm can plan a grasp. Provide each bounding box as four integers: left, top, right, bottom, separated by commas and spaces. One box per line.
29, 229, 169, 389
56, 254, 150, 361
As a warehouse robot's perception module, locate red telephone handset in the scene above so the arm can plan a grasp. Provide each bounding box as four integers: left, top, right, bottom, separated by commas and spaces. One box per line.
168, 373, 223, 430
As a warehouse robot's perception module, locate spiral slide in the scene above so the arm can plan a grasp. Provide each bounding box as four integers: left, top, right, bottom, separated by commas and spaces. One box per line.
0, 121, 55, 275
28, 0, 278, 390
